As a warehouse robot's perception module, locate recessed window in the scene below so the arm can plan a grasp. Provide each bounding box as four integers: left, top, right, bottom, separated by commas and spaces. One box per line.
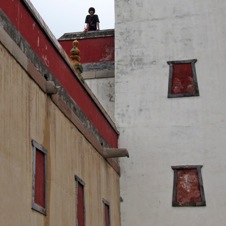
75, 176, 85, 226
31, 140, 47, 214
103, 199, 110, 226
171, 165, 206, 207
167, 59, 199, 98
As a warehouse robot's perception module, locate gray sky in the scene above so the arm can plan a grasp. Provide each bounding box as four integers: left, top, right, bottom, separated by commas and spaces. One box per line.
30, 0, 115, 38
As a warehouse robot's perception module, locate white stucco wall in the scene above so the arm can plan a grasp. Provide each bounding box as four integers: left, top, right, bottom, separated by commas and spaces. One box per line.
86, 78, 115, 120
115, 1, 226, 225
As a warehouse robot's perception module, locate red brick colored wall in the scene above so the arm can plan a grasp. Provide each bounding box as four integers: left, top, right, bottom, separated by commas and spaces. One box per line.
59, 37, 114, 64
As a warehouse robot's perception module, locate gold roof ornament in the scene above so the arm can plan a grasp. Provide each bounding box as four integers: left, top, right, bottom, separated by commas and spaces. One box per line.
70, 40, 84, 82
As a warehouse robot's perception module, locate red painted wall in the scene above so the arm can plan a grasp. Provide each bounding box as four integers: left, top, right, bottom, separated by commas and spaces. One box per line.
1, 0, 118, 147
172, 63, 195, 95
59, 37, 114, 64
176, 169, 202, 204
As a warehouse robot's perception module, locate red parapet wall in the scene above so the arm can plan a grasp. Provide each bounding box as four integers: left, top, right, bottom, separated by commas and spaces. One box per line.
58, 30, 114, 64
59, 36, 114, 64
0, 0, 118, 147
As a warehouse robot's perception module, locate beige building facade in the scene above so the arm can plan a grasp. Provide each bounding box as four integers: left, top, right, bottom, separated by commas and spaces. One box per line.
0, 1, 124, 226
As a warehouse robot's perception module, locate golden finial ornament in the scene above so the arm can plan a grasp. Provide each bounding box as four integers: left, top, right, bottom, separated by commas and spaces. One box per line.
70, 40, 84, 82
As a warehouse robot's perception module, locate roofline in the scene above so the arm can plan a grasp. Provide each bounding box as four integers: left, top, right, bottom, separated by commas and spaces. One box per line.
58, 29, 115, 41
21, 0, 119, 135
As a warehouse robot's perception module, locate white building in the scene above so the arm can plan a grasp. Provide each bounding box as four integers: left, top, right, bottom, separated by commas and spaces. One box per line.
115, 1, 226, 225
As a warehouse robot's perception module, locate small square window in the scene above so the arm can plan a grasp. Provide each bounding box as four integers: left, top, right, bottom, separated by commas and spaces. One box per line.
167, 59, 199, 98
171, 165, 206, 207
31, 140, 47, 214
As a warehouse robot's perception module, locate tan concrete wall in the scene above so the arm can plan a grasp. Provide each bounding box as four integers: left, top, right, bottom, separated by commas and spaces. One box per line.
0, 42, 120, 226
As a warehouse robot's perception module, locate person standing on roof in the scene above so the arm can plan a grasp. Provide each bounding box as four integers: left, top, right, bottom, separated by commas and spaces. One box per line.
85, 7, 100, 31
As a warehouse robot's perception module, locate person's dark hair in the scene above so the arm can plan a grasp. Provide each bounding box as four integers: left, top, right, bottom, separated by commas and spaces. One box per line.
88, 7, 95, 13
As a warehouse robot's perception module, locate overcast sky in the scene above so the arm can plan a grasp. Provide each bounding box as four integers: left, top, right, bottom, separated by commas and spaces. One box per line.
30, 0, 115, 38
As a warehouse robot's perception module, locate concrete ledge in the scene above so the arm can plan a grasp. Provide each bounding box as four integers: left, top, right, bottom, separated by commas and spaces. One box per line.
82, 62, 115, 79
83, 62, 114, 71
59, 29, 114, 41
83, 70, 114, 79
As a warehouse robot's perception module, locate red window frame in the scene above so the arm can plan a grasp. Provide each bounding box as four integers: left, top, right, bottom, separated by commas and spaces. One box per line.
75, 176, 85, 226
103, 199, 110, 226
31, 140, 47, 214
171, 165, 206, 207
167, 59, 199, 98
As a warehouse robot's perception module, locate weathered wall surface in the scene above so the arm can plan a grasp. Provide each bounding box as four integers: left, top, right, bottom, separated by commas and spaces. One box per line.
59, 30, 115, 120
59, 30, 115, 64
0, 40, 120, 226
115, 0, 226, 225
85, 78, 115, 120
0, 0, 118, 148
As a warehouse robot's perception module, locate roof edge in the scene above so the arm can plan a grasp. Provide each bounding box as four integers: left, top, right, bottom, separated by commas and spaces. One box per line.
21, 0, 119, 135
58, 29, 115, 41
